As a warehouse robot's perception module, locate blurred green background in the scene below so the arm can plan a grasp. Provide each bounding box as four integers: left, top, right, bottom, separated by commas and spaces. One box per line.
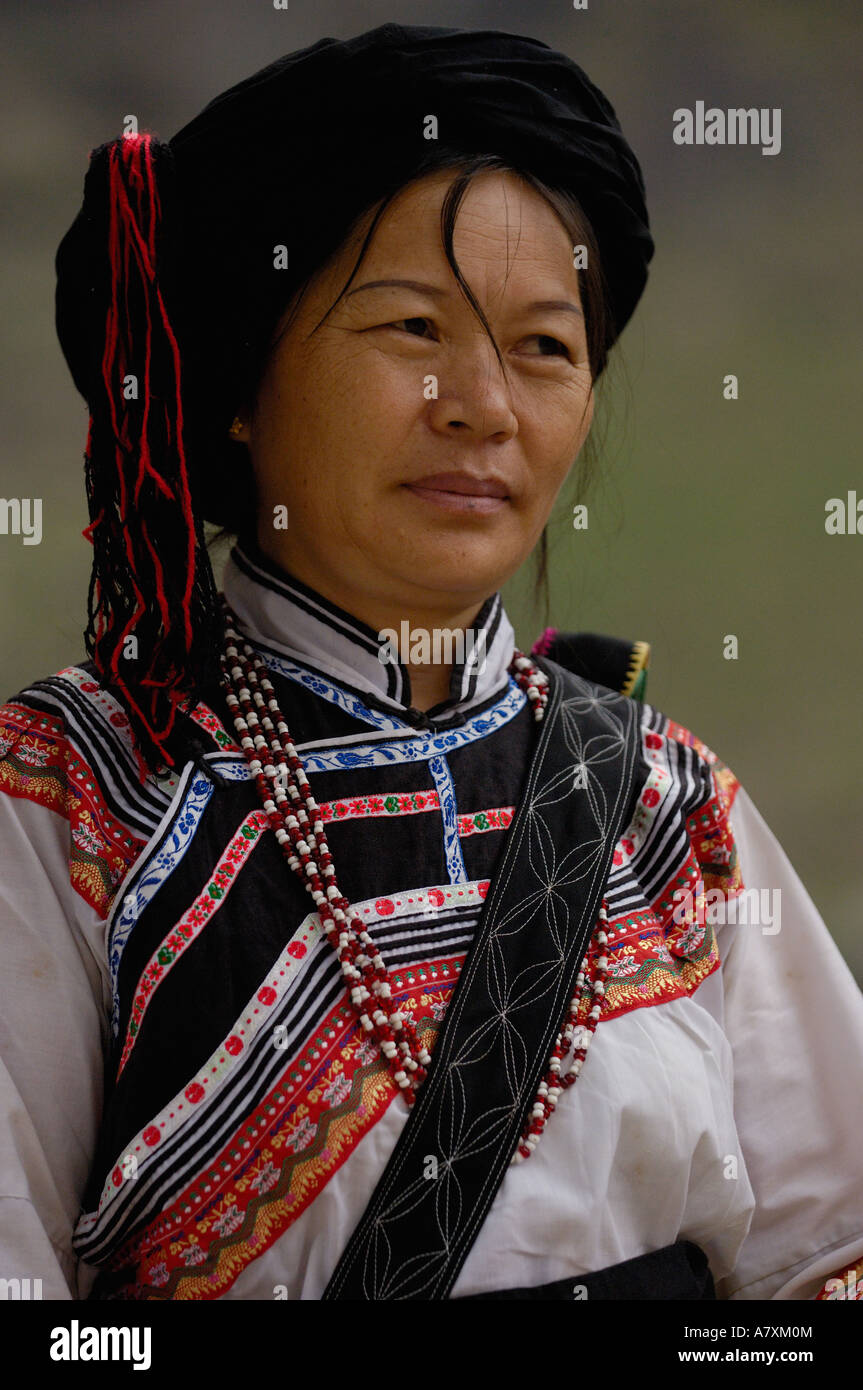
1, 0, 861, 979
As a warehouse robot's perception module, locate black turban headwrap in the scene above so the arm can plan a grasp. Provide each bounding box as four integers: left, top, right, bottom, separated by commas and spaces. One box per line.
53, 22, 654, 778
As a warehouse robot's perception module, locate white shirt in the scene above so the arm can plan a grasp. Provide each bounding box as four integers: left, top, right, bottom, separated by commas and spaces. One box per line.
1, 555, 862, 1300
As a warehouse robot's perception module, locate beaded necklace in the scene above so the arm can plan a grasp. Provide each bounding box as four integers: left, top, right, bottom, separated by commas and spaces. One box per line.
217, 597, 608, 1164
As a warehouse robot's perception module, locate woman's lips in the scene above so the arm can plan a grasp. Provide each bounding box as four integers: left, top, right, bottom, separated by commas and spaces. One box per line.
402, 472, 510, 515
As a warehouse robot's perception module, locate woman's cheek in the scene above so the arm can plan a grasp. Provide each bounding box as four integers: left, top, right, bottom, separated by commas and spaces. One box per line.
329, 353, 422, 433
376, 353, 431, 407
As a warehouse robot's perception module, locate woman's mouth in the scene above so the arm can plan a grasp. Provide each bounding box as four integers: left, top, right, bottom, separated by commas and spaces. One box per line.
402, 472, 510, 515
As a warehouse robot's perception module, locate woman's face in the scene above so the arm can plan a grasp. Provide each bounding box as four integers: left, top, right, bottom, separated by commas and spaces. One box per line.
244, 168, 594, 621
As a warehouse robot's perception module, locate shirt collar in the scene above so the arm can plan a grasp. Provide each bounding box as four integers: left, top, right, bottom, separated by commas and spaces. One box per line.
220, 535, 516, 721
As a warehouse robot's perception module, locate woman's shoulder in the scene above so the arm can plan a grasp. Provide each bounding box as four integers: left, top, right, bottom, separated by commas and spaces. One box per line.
536, 625, 739, 802
639, 697, 736, 778
637, 698, 742, 838
0, 661, 171, 921
0, 659, 149, 787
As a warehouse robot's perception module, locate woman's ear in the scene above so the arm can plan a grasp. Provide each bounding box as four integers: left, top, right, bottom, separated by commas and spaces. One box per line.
227, 414, 251, 443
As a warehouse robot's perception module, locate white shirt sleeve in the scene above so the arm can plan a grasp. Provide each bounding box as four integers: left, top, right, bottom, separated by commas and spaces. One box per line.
0, 790, 110, 1299
716, 785, 863, 1299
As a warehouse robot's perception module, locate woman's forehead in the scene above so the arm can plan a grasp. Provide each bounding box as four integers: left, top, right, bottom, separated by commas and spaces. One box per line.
345, 171, 576, 277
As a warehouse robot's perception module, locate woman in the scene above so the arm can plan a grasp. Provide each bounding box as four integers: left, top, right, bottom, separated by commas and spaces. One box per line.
1, 23, 862, 1302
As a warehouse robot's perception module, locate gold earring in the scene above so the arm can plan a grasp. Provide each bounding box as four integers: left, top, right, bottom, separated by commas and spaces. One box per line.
228, 416, 245, 437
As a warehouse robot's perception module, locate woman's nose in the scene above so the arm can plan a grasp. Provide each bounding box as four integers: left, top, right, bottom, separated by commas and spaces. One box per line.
425, 342, 519, 441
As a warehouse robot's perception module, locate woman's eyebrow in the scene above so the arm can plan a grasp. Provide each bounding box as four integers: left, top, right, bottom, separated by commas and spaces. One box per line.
346, 280, 584, 321
527, 299, 584, 319
345, 278, 448, 299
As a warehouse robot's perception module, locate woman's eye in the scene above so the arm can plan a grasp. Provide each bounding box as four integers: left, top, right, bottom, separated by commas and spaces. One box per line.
523, 334, 571, 359
388, 317, 434, 338
376, 321, 572, 357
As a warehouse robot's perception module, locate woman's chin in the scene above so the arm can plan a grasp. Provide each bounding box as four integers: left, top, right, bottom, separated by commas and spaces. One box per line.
385, 547, 518, 603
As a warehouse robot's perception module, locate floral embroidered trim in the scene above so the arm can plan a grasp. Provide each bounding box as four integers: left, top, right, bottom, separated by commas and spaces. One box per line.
79, 914, 326, 1235
116, 810, 269, 1077
0, 701, 145, 918
185, 700, 242, 753
317, 789, 514, 839
106, 971, 462, 1299
458, 806, 514, 837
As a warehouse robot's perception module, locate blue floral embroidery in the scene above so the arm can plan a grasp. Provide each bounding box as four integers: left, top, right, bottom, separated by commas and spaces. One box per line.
428, 755, 467, 883
107, 770, 214, 1035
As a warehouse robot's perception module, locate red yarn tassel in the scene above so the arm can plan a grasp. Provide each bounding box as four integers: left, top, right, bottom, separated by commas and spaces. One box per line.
83, 131, 209, 779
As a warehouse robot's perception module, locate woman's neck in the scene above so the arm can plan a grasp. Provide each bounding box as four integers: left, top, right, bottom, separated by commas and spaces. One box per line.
251, 533, 497, 712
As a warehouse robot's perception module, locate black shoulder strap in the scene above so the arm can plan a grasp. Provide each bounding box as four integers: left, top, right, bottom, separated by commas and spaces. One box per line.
323, 661, 645, 1300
